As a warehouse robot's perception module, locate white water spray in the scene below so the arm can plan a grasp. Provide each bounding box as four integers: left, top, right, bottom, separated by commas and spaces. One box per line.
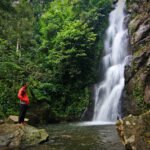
93, 0, 129, 122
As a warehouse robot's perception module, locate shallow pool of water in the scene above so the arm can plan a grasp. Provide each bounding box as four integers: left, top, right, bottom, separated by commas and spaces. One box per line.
25, 123, 124, 150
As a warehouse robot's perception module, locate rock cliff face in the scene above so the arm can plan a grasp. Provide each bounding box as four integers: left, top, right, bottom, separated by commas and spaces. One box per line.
121, 0, 150, 116
117, 1, 150, 149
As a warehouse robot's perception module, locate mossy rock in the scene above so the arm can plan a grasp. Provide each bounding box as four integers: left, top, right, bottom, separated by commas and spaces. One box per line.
0, 123, 49, 149
21, 125, 49, 146
116, 111, 150, 150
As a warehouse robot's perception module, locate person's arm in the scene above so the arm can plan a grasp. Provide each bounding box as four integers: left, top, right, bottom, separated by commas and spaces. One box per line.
18, 88, 24, 100
21, 95, 30, 104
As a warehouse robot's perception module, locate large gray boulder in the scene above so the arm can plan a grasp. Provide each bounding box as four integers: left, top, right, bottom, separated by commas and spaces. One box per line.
0, 123, 49, 149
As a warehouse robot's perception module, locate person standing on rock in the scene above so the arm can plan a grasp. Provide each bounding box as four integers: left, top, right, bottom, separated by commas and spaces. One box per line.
18, 84, 30, 124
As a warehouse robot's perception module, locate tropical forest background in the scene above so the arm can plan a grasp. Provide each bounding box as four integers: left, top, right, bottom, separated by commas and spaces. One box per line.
0, 0, 112, 121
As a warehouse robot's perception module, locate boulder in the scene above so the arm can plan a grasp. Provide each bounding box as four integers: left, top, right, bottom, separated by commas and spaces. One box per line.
8, 115, 29, 123
28, 101, 52, 125
0, 123, 49, 149
21, 125, 49, 146
116, 111, 150, 150
0, 120, 4, 124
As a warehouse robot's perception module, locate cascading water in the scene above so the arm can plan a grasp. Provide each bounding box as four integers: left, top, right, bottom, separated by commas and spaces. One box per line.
93, 0, 129, 123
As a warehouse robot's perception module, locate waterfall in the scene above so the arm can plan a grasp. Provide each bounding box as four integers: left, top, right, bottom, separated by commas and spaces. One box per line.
93, 0, 129, 122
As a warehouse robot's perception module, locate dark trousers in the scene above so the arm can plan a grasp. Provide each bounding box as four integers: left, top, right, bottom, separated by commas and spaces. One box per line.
18, 104, 28, 123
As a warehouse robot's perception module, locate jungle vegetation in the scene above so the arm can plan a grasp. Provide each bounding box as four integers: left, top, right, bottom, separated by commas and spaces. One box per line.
0, 0, 111, 121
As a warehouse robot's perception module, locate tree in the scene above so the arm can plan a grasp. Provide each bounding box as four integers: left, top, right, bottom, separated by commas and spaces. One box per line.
0, 0, 112, 121
40, 0, 75, 51
39, 1, 98, 119
0, 0, 35, 116
50, 20, 96, 85
12, 0, 35, 56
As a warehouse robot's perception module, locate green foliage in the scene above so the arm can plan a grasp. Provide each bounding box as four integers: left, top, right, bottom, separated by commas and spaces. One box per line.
40, 0, 75, 50
133, 86, 150, 114
38, 0, 102, 119
0, 0, 111, 121
51, 20, 96, 83
0, 106, 5, 119
0, 0, 36, 116
0, 57, 30, 115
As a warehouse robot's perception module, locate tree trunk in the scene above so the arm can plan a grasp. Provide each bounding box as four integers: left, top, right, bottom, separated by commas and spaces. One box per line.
16, 38, 21, 58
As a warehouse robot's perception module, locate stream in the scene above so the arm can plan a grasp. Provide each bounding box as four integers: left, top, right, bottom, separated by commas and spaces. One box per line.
25, 123, 124, 150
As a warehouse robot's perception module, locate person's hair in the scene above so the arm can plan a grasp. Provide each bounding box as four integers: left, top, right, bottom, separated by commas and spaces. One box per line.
21, 82, 27, 87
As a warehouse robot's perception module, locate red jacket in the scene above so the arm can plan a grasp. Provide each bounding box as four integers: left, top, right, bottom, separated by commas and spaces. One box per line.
18, 85, 30, 105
